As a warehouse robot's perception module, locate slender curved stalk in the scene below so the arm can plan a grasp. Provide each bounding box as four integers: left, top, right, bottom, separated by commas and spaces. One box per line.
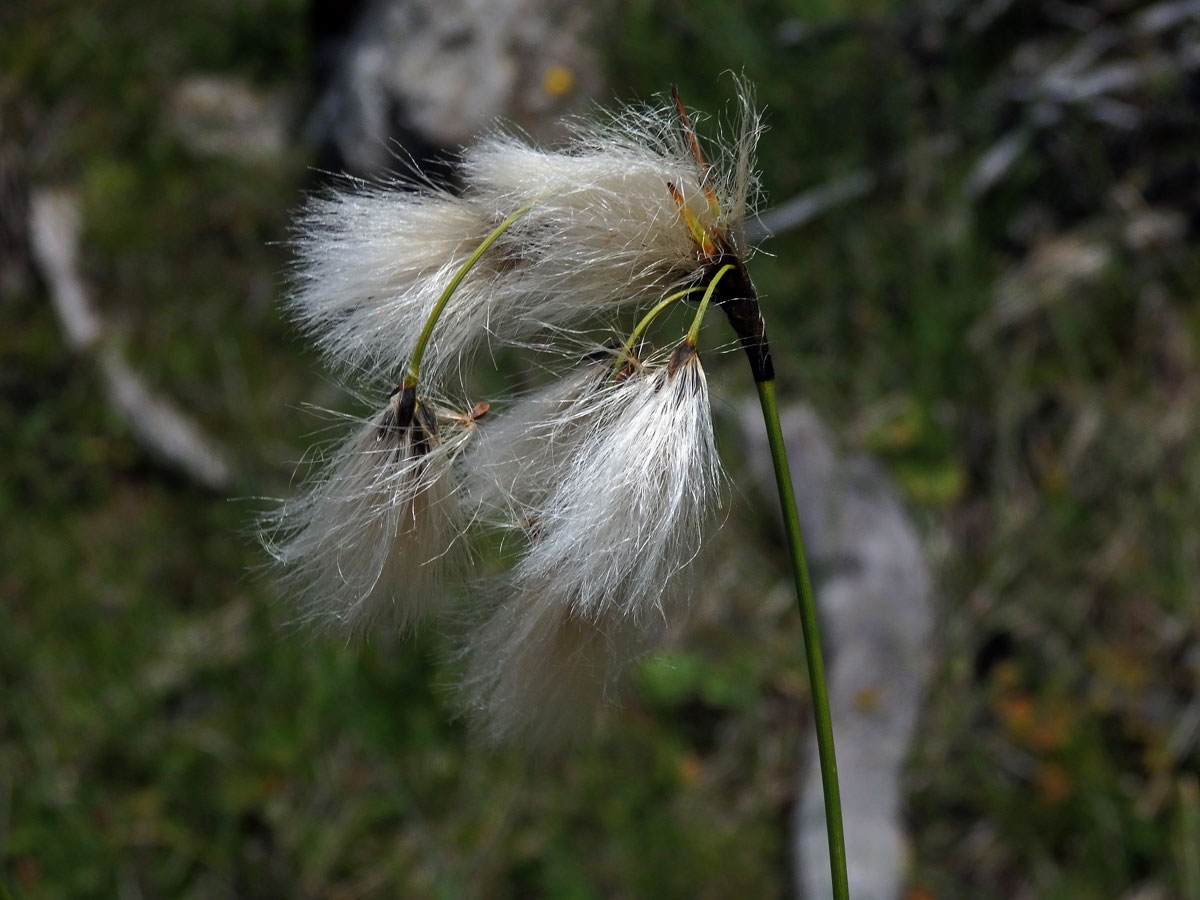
685, 263, 734, 345
756, 377, 849, 900
611, 286, 705, 378
404, 204, 533, 387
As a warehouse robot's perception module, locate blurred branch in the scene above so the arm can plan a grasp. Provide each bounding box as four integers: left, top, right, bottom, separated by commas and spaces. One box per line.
969, 18, 1200, 196
1137, 0, 1200, 35
748, 171, 876, 243
967, 128, 1030, 198
28, 188, 234, 492
27, 190, 101, 349
750, 135, 960, 241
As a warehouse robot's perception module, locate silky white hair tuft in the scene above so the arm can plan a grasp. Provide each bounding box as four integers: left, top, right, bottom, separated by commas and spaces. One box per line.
462, 86, 762, 318
513, 348, 723, 622
286, 187, 501, 386
285, 82, 761, 388
463, 359, 610, 530
262, 390, 476, 634
457, 581, 654, 745
457, 348, 723, 741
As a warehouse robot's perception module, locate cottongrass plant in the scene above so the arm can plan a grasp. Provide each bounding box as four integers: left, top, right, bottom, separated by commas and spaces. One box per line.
266, 81, 849, 899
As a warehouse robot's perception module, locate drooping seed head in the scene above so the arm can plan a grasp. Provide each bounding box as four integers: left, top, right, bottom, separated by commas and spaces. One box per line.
458, 347, 723, 742
262, 387, 478, 634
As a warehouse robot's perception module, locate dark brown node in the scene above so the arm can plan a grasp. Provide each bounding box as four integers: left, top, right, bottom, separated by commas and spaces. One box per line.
668, 340, 698, 377
707, 248, 774, 384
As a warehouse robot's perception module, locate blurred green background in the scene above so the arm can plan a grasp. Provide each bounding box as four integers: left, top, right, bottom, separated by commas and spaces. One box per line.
3, 0, 1199, 897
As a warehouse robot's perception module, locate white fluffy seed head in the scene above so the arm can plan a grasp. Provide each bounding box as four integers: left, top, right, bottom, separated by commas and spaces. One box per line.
278, 84, 761, 742
462, 85, 762, 317
520, 347, 723, 622
285, 84, 761, 388
457, 582, 654, 746
262, 390, 476, 635
287, 186, 509, 386
457, 348, 723, 742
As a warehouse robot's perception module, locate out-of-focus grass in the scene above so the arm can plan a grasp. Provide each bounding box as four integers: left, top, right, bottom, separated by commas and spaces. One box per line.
2, 0, 1199, 898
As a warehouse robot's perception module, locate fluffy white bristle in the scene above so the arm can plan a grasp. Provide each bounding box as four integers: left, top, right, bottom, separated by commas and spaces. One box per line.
285, 84, 761, 388
277, 83, 762, 744
458, 350, 722, 741
263, 393, 475, 634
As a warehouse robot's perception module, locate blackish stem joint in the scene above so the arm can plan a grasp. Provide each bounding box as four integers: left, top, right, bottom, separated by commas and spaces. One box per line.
390, 383, 418, 432
668, 340, 697, 376
382, 383, 440, 457
709, 253, 774, 383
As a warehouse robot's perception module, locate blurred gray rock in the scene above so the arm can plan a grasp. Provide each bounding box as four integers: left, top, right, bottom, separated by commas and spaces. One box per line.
168, 75, 290, 163
29, 188, 233, 491
742, 402, 934, 900
307, 0, 601, 178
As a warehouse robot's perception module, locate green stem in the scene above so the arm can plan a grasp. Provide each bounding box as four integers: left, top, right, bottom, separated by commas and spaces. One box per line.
686, 263, 733, 346
404, 204, 533, 386
756, 377, 849, 900
1179, 776, 1200, 900
610, 285, 705, 378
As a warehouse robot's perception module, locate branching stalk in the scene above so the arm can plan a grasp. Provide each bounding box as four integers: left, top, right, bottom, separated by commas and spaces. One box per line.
611, 285, 705, 378
611, 263, 736, 380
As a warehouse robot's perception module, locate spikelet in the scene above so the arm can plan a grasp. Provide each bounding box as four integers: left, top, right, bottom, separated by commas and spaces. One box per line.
263, 387, 477, 634
286, 187, 502, 386
462, 85, 762, 320
519, 346, 722, 621
459, 346, 723, 741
